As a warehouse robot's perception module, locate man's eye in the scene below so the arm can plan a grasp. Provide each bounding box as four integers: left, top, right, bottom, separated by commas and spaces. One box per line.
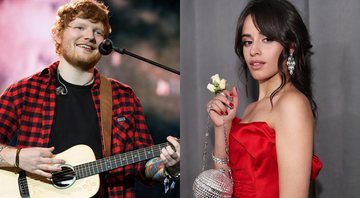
74, 26, 84, 30
94, 30, 104, 36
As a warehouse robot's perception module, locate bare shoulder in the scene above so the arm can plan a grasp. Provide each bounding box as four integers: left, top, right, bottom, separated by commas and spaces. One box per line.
273, 88, 314, 133
274, 88, 315, 197
275, 89, 312, 117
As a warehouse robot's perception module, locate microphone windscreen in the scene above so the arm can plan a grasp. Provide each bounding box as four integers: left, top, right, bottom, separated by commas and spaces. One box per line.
99, 39, 113, 55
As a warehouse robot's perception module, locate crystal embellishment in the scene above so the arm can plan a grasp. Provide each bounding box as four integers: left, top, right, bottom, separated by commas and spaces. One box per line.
193, 169, 233, 198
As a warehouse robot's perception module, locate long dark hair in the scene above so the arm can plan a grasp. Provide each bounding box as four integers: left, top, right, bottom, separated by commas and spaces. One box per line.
235, 0, 317, 118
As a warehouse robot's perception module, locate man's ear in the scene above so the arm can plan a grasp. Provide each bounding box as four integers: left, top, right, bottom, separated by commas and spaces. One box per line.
53, 29, 62, 45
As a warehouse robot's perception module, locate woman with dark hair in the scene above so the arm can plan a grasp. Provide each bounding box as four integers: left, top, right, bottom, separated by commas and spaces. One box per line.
207, 0, 322, 197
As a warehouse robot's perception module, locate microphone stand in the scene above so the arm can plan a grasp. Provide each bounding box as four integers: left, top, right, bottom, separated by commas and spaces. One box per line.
100, 39, 180, 75
113, 46, 180, 75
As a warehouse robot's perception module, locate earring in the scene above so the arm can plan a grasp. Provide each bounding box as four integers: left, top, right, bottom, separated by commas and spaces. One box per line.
287, 53, 295, 75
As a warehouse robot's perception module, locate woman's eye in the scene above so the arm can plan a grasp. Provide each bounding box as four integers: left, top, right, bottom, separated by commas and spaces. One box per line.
242, 40, 252, 46
263, 37, 273, 43
75, 26, 84, 30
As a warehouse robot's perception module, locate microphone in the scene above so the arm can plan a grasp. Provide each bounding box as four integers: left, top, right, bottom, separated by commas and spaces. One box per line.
98, 39, 114, 55
99, 39, 180, 75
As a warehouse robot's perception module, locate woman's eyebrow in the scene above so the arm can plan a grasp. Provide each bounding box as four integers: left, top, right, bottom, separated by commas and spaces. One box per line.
241, 34, 252, 39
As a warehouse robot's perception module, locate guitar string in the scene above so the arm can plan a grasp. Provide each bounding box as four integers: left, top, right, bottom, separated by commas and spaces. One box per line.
24, 146, 164, 186
53, 144, 170, 182
52, 149, 161, 182
52, 140, 179, 180
22, 140, 180, 185
52, 144, 167, 180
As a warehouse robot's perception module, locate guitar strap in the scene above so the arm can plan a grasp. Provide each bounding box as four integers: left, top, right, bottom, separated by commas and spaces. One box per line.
100, 75, 112, 157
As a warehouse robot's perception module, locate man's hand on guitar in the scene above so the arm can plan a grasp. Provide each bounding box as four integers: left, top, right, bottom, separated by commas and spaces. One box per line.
2, 146, 65, 178
160, 136, 180, 179
160, 136, 180, 167
19, 147, 66, 178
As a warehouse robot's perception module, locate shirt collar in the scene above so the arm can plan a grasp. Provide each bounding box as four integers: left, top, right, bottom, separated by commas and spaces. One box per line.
38, 61, 101, 88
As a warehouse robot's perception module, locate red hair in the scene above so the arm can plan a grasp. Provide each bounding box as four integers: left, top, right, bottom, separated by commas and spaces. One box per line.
52, 0, 111, 54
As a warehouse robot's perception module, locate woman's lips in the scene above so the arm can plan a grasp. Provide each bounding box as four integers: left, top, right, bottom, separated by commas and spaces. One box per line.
249, 60, 265, 70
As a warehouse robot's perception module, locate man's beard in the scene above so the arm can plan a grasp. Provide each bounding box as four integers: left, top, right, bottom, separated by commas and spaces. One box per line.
61, 46, 101, 71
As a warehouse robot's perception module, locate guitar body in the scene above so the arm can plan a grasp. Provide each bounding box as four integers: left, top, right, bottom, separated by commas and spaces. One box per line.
0, 145, 100, 198
0, 140, 177, 197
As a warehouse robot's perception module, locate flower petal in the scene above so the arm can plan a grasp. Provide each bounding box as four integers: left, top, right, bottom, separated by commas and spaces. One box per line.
219, 79, 227, 89
207, 83, 215, 92
211, 74, 220, 85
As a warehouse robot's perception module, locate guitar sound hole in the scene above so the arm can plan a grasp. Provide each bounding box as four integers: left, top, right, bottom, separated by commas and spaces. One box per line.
52, 164, 76, 189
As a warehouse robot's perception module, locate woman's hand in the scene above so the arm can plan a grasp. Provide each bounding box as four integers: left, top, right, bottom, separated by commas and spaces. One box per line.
207, 86, 239, 127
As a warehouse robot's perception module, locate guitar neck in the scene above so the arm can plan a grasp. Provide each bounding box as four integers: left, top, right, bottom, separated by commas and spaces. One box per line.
74, 142, 170, 179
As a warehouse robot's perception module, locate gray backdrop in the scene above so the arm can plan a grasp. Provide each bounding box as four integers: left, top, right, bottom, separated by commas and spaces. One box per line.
180, 0, 360, 197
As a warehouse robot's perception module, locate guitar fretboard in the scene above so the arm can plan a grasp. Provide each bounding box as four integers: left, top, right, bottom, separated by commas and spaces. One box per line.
74, 142, 172, 179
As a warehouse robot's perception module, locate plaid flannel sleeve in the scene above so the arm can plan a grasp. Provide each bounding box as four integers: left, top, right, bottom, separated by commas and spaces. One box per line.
131, 94, 159, 186
0, 84, 20, 143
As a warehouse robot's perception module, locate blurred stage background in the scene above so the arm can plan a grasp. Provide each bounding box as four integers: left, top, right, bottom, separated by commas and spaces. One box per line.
0, 0, 179, 197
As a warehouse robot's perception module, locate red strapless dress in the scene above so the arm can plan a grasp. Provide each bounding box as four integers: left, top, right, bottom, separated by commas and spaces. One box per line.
228, 117, 322, 198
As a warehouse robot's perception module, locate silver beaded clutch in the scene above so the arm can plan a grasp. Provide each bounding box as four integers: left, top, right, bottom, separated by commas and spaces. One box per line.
193, 169, 233, 198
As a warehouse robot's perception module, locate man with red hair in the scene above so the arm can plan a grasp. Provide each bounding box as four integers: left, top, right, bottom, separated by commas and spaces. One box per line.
0, 0, 179, 197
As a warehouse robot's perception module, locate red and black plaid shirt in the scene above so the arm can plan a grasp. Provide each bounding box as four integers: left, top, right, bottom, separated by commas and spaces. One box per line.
0, 61, 155, 197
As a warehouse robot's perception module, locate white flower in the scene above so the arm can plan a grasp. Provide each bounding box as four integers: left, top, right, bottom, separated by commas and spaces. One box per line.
211, 74, 221, 86
207, 83, 216, 93
207, 74, 227, 95
219, 79, 227, 90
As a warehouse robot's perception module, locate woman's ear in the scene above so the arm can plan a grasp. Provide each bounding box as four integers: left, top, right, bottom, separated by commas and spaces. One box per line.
290, 48, 295, 54
289, 43, 296, 54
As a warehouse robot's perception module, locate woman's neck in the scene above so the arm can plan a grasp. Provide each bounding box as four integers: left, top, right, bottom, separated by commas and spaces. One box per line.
257, 73, 289, 100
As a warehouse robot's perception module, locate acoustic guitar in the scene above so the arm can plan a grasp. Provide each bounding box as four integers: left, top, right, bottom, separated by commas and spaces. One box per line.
0, 141, 177, 198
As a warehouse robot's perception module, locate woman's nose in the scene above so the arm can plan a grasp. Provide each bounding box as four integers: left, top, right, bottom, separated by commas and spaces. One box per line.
250, 41, 261, 56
